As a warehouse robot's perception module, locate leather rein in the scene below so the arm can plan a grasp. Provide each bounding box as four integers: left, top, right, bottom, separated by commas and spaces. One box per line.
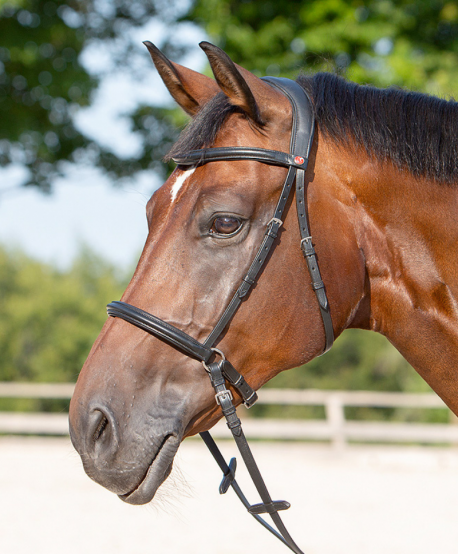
107, 77, 334, 554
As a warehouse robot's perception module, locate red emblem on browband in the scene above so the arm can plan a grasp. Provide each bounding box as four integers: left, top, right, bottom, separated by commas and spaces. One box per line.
294, 156, 305, 165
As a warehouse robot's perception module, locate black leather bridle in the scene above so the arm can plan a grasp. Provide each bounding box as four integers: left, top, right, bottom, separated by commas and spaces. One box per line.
107, 77, 334, 554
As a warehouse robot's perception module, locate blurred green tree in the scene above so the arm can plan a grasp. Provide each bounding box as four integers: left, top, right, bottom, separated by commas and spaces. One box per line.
4, 0, 458, 193
0, 0, 184, 192
188, 0, 458, 96
0, 245, 126, 383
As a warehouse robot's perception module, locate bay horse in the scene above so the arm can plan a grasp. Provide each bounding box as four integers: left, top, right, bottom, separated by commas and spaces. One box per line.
69, 40, 458, 547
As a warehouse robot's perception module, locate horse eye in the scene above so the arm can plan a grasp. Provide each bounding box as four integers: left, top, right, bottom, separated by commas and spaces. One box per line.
211, 216, 242, 236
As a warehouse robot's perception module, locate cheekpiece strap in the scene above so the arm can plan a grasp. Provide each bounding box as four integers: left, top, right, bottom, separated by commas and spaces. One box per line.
264, 77, 334, 354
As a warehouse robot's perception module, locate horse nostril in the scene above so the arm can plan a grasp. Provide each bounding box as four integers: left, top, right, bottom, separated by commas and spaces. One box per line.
70, 403, 119, 460
93, 411, 109, 442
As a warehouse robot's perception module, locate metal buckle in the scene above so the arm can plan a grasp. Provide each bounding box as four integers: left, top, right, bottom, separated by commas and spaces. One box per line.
215, 389, 233, 405
268, 217, 283, 228
300, 236, 314, 256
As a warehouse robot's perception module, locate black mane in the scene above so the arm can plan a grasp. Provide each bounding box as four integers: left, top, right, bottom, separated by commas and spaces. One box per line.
167, 73, 458, 185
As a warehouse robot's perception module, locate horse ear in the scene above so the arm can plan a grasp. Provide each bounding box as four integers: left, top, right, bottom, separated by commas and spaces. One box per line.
199, 42, 285, 127
143, 41, 219, 116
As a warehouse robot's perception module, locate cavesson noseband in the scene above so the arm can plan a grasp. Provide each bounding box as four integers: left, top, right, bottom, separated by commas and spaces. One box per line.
107, 77, 334, 554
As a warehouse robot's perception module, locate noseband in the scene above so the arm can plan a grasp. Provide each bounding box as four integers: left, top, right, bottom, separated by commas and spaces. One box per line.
107, 77, 333, 554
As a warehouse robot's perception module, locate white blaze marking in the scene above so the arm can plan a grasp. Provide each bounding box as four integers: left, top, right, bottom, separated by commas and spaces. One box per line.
170, 168, 195, 203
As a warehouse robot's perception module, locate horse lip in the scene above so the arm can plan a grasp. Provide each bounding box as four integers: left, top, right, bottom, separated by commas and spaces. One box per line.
118, 433, 180, 505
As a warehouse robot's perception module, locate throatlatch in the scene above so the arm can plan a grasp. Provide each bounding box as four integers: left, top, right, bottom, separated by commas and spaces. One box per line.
107, 77, 333, 554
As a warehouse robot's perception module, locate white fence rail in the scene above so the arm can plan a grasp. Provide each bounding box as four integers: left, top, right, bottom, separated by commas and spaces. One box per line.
0, 383, 457, 446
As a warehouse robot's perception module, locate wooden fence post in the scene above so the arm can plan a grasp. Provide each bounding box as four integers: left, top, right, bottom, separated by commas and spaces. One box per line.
325, 393, 346, 450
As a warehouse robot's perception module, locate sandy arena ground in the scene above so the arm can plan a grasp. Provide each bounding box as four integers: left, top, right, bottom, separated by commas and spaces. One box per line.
1, 436, 458, 554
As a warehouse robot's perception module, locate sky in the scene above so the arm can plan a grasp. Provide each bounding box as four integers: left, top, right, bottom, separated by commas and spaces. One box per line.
0, 166, 154, 269
0, 17, 206, 270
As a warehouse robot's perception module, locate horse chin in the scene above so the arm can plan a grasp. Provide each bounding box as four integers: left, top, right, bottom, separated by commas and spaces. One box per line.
118, 433, 181, 505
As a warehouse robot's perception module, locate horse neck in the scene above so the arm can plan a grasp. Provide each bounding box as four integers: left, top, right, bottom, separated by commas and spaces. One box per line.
323, 140, 458, 413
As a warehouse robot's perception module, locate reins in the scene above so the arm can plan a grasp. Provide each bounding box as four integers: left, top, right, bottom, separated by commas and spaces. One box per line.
107, 77, 334, 554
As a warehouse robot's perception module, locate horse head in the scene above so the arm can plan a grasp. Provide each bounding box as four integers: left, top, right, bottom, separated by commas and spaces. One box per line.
69, 42, 367, 505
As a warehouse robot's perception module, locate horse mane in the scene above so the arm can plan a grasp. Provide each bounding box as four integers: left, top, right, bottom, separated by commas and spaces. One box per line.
167, 73, 458, 185
300, 73, 458, 185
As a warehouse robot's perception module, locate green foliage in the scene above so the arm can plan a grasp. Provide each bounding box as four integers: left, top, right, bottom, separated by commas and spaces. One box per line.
5, 0, 458, 192
1, 0, 91, 191
0, 245, 126, 383
252, 330, 445, 424
188, 0, 458, 96
269, 329, 430, 393
0, 0, 182, 191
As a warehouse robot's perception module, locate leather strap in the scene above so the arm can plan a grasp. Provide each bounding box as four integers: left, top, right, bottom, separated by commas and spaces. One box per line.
173, 146, 307, 169
220, 360, 258, 408
206, 361, 304, 554
199, 431, 302, 551
203, 173, 294, 348
171, 78, 334, 353
107, 301, 259, 408
265, 78, 334, 353
107, 301, 213, 362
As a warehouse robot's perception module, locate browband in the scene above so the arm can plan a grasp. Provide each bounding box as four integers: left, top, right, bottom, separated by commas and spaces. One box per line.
173, 146, 308, 169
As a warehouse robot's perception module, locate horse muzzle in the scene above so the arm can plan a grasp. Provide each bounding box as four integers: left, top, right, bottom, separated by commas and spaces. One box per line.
69, 395, 184, 504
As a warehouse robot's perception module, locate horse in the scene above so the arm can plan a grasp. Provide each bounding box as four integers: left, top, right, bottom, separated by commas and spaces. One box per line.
69, 39, 458, 540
